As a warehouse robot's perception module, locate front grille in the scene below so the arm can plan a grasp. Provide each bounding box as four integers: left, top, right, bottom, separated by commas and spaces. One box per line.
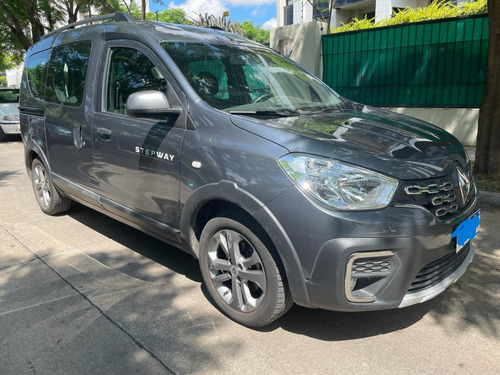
407, 243, 470, 293
401, 176, 458, 218
394, 166, 475, 220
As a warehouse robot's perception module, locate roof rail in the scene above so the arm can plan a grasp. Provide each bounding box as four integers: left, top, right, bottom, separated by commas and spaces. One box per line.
42, 12, 135, 40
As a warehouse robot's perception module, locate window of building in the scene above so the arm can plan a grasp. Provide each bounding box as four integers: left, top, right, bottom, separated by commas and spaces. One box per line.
312, 0, 330, 21
284, 4, 294, 26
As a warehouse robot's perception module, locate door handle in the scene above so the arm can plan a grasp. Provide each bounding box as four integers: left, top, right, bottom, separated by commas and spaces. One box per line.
97, 127, 112, 141
74, 124, 85, 148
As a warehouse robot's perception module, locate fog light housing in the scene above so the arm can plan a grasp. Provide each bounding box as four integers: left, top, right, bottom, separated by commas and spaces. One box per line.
350, 276, 358, 292
345, 251, 396, 303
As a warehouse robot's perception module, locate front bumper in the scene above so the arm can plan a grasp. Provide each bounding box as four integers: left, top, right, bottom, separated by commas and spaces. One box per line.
398, 241, 474, 308
304, 237, 474, 311
1, 123, 21, 135
264, 185, 479, 312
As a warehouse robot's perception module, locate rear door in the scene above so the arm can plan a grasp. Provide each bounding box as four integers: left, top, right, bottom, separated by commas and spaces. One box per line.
44, 40, 99, 201
92, 40, 186, 235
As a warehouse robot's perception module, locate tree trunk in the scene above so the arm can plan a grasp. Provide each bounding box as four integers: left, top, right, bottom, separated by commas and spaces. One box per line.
142, 0, 146, 20
23, 0, 45, 43
475, 0, 500, 177
66, 0, 79, 24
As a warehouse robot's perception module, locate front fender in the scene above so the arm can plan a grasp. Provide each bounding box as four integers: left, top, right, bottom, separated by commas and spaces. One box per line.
180, 180, 312, 308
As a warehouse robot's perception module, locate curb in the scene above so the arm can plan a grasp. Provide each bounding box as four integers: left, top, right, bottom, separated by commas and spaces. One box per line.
479, 191, 500, 209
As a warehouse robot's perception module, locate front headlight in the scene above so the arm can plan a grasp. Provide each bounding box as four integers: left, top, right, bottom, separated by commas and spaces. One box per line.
279, 153, 398, 210
2, 115, 19, 121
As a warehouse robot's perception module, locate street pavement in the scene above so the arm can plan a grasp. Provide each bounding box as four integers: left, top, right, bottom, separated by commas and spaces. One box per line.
1, 139, 499, 375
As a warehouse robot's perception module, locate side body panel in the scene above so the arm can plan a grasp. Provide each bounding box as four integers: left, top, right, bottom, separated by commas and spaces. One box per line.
91, 39, 186, 235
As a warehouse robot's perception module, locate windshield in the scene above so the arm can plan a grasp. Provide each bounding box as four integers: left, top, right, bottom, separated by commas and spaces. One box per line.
0, 89, 20, 103
161, 42, 347, 114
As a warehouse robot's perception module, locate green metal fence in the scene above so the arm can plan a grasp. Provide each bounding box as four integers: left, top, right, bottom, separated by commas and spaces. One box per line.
322, 15, 489, 107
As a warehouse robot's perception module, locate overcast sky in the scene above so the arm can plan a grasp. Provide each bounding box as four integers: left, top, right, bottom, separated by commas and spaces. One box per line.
149, 0, 278, 29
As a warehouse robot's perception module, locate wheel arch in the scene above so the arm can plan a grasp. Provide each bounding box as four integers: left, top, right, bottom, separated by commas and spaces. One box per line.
180, 180, 312, 307
24, 140, 50, 177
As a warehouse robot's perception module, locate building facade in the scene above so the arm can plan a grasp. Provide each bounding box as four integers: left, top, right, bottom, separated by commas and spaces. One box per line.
277, 0, 434, 28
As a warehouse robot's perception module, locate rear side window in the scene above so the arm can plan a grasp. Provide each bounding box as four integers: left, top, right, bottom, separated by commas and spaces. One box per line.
45, 41, 91, 106
24, 49, 51, 100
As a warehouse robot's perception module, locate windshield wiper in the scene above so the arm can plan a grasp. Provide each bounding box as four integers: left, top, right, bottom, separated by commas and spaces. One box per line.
228, 109, 299, 117
295, 107, 342, 115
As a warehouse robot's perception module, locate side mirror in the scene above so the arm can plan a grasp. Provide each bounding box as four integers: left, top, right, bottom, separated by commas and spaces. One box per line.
126, 90, 182, 118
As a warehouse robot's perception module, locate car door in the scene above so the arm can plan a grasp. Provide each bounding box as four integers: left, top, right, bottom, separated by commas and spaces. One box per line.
44, 40, 99, 201
92, 40, 186, 237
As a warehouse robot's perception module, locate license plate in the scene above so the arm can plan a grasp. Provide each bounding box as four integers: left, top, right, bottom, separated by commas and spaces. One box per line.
452, 209, 481, 252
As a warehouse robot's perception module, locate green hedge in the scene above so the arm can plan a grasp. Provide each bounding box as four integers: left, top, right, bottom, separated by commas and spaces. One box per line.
332, 0, 488, 33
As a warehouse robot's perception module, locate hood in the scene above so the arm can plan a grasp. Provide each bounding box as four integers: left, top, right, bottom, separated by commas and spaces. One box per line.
230, 106, 469, 180
0, 103, 19, 116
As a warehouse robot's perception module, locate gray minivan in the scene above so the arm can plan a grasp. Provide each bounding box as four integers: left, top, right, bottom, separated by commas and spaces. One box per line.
19, 13, 480, 327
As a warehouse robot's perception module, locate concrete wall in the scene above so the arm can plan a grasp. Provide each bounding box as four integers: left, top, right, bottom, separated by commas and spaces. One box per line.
5, 64, 23, 88
270, 21, 328, 77
387, 107, 479, 146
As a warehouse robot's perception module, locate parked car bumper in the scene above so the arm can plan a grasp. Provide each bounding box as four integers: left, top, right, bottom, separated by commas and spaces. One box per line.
1, 122, 21, 135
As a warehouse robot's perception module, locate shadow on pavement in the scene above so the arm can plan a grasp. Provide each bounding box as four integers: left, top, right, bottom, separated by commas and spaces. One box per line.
428, 208, 500, 338
0, 169, 21, 186
68, 203, 428, 341
262, 298, 434, 340
66, 202, 499, 342
67, 202, 202, 283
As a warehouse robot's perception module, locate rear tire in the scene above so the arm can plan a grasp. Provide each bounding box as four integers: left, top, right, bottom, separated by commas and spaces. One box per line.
199, 212, 292, 327
31, 158, 71, 215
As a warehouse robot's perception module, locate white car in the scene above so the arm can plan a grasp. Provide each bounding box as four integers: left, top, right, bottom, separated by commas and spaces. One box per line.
0, 88, 20, 141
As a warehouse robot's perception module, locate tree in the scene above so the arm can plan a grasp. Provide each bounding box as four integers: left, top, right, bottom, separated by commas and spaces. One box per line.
0, 0, 120, 52
146, 8, 186, 24
0, 53, 18, 73
0, 0, 40, 51
475, 0, 500, 177
239, 21, 269, 43
306, 0, 336, 33
65, 0, 82, 23
193, 13, 244, 35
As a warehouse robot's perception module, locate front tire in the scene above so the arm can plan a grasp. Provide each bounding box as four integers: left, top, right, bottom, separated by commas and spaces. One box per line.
199, 213, 292, 327
31, 158, 71, 215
